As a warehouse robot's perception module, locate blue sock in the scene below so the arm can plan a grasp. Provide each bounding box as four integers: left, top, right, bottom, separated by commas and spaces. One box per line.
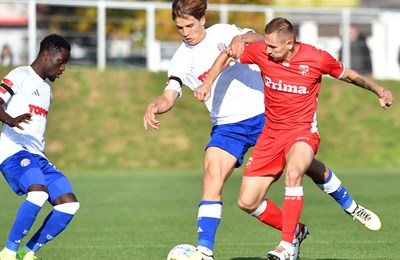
6, 200, 41, 251
197, 201, 222, 252
316, 170, 353, 210
330, 185, 353, 210
26, 210, 74, 252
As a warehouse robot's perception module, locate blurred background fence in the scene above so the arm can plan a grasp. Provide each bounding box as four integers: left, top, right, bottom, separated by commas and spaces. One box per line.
1, 0, 400, 80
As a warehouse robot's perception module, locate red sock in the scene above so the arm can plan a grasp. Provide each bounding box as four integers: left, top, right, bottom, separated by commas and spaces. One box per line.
257, 199, 282, 230
282, 188, 304, 243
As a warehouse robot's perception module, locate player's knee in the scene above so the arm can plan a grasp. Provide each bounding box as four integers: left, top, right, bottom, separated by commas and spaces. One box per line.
26, 191, 49, 207
237, 197, 257, 213
54, 201, 80, 215
284, 171, 303, 187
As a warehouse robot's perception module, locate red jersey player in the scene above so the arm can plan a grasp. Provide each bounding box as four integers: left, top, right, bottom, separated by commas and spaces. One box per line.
195, 17, 393, 260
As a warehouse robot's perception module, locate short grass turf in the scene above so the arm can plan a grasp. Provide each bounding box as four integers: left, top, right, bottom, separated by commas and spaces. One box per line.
0, 169, 398, 259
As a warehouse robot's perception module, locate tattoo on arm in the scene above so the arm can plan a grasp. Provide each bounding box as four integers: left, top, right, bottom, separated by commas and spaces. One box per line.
347, 75, 375, 92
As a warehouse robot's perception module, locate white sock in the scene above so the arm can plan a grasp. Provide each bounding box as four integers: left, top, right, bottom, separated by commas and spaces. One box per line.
279, 241, 293, 254
197, 246, 213, 256
2, 247, 16, 254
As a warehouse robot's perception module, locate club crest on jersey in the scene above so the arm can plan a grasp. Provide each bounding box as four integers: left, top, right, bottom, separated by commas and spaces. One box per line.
217, 43, 227, 51
299, 65, 309, 76
20, 158, 31, 167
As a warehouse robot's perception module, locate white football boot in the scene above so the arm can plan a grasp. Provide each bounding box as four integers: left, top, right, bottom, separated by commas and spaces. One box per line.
267, 245, 291, 260
349, 204, 381, 231
291, 223, 309, 260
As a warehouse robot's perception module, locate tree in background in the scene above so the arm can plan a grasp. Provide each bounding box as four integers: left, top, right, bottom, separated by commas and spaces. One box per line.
36, 1, 273, 42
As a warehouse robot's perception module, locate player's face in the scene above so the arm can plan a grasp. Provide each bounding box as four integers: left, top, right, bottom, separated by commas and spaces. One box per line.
175, 15, 206, 46
44, 48, 70, 82
264, 32, 293, 62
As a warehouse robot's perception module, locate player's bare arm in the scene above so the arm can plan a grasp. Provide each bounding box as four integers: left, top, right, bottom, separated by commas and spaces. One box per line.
143, 90, 179, 130
0, 98, 32, 130
340, 68, 393, 109
230, 32, 264, 59
194, 51, 234, 102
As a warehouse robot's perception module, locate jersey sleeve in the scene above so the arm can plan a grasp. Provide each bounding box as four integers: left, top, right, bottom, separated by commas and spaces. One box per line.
165, 44, 190, 97
239, 42, 263, 65
0, 68, 22, 103
319, 50, 345, 79
164, 75, 183, 97
221, 23, 255, 37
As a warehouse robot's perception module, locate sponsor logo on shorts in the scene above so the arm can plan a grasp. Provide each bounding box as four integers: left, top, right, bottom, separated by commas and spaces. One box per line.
246, 157, 253, 168
20, 158, 31, 167
296, 136, 310, 141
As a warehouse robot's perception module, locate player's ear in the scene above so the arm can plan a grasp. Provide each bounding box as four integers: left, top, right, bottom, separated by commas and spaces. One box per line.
200, 16, 206, 26
42, 50, 50, 61
286, 39, 294, 50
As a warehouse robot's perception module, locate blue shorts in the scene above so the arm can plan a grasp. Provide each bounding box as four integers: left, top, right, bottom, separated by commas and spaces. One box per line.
0, 150, 74, 203
206, 113, 265, 168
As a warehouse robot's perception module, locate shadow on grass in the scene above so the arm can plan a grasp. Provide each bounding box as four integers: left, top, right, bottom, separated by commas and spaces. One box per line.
231, 258, 263, 260
230, 257, 350, 260
300, 259, 347, 260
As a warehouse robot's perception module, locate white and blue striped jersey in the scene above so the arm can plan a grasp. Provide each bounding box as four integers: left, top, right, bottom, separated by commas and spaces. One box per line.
166, 24, 265, 125
0, 66, 52, 164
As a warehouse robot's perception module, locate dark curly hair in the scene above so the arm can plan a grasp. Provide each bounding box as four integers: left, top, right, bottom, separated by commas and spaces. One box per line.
39, 34, 71, 54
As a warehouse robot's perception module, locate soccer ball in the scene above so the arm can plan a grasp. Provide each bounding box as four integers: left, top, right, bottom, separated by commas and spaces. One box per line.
167, 244, 196, 260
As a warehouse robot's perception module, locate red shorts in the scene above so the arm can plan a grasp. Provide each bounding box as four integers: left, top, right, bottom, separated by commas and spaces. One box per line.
243, 127, 320, 178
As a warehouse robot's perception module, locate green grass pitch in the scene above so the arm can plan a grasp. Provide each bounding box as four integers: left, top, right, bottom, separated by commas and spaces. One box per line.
0, 169, 398, 259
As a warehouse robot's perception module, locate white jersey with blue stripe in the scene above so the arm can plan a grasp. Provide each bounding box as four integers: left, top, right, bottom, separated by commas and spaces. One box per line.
0, 66, 51, 164
166, 24, 265, 125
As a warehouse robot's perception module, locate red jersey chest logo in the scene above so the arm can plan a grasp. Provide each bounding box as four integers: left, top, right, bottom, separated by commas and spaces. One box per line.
263, 75, 308, 94
299, 65, 309, 76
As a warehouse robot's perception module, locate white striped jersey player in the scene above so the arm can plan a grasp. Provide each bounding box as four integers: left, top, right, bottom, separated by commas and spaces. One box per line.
0, 66, 51, 164
165, 24, 264, 125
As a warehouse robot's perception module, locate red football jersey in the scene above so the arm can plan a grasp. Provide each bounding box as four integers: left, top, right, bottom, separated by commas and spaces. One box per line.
240, 41, 345, 131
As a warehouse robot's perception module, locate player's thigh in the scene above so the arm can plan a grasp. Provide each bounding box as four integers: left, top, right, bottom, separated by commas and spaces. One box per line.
204, 146, 236, 180
285, 142, 315, 186
206, 117, 261, 168
47, 176, 77, 205
238, 175, 276, 211
202, 147, 236, 199
306, 158, 327, 182
0, 150, 46, 195
39, 160, 76, 204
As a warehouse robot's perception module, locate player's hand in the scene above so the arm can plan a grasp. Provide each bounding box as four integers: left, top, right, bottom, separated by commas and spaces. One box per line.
229, 36, 245, 60
379, 89, 393, 110
143, 103, 161, 130
7, 113, 32, 130
194, 83, 212, 102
